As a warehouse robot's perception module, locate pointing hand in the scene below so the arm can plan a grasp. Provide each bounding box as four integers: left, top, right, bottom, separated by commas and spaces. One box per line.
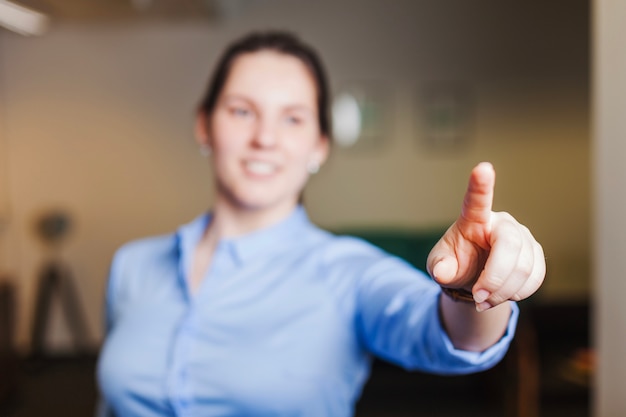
427, 162, 546, 311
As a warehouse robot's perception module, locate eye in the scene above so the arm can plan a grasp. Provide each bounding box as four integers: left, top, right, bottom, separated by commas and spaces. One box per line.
285, 115, 303, 125
229, 105, 253, 118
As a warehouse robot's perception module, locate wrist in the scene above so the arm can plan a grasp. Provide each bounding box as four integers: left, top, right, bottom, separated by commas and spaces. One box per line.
440, 286, 475, 303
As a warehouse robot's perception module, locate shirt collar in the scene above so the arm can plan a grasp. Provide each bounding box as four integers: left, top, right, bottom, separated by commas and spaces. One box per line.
226, 205, 311, 264
177, 205, 312, 268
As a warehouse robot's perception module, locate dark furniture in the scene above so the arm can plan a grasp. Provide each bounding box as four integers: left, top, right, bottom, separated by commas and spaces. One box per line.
0, 280, 18, 411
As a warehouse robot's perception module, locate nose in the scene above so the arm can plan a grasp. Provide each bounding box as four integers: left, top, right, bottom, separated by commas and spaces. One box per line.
252, 118, 278, 149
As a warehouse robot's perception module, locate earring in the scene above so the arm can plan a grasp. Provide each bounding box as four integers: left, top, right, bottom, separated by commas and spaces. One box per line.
199, 144, 212, 157
307, 160, 320, 174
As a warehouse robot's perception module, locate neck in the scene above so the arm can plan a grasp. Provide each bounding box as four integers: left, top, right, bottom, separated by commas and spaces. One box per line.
205, 198, 298, 242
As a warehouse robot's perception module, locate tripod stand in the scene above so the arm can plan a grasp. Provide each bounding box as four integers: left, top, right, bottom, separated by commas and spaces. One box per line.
29, 260, 91, 357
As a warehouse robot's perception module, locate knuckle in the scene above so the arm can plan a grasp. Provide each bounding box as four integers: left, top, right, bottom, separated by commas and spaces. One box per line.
531, 271, 546, 288
487, 290, 509, 306
517, 257, 534, 277
514, 274, 545, 301
494, 211, 516, 223
480, 273, 506, 292
499, 231, 524, 253
535, 241, 546, 258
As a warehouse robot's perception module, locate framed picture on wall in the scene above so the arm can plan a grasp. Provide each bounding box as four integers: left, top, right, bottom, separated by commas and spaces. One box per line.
416, 82, 473, 152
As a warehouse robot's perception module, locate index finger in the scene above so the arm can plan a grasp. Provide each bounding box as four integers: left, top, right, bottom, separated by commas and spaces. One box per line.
459, 162, 496, 228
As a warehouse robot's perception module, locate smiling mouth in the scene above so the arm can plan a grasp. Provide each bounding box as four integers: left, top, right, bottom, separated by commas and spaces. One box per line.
244, 160, 278, 176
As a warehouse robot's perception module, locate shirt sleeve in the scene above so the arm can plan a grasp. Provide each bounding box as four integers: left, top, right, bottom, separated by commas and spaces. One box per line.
355, 255, 519, 375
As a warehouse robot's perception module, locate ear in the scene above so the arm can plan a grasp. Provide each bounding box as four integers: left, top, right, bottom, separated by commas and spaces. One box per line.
195, 112, 211, 147
313, 135, 331, 167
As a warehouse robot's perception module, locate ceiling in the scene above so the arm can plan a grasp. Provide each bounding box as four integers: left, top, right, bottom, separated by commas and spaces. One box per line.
10, 0, 254, 22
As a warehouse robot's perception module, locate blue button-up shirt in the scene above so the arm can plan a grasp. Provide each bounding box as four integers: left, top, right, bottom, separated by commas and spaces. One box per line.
97, 206, 518, 417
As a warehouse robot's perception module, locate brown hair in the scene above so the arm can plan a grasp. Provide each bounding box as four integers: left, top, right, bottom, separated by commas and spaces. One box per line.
198, 31, 332, 138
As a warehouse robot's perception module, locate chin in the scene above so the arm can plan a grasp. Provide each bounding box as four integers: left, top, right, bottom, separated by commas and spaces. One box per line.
228, 191, 295, 214
217, 177, 303, 215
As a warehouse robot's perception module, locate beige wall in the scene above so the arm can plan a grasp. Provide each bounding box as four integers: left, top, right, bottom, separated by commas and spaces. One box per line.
0, 0, 589, 350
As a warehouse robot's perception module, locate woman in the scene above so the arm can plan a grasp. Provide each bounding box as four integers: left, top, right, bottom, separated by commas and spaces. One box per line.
97, 31, 545, 417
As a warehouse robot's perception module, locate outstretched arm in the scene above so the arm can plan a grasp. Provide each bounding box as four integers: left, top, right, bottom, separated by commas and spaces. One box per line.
427, 162, 545, 352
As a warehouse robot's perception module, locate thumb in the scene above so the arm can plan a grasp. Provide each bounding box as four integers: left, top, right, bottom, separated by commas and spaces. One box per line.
431, 256, 459, 285
427, 239, 460, 286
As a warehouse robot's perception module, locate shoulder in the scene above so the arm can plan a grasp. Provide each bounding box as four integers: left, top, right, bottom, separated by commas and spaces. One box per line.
111, 234, 177, 272
107, 233, 179, 299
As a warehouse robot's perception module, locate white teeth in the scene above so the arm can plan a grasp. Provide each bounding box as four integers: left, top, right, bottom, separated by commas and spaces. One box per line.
245, 161, 277, 175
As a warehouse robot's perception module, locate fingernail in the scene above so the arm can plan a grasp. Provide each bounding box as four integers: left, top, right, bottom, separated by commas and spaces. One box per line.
473, 289, 490, 303
476, 302, 492, 312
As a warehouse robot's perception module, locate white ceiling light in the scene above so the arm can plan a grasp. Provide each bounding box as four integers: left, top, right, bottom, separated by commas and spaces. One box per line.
0, 0, 49, 36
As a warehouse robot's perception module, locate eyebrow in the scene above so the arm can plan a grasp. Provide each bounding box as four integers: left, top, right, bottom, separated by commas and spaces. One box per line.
284, 105, 314, 114
221, 94, 252, 104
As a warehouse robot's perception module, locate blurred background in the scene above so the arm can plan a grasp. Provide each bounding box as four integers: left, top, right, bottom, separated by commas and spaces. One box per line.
0, 0, 616, 416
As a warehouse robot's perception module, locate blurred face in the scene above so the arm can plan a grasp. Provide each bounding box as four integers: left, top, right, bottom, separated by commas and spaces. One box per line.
197, 50, 329, 215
